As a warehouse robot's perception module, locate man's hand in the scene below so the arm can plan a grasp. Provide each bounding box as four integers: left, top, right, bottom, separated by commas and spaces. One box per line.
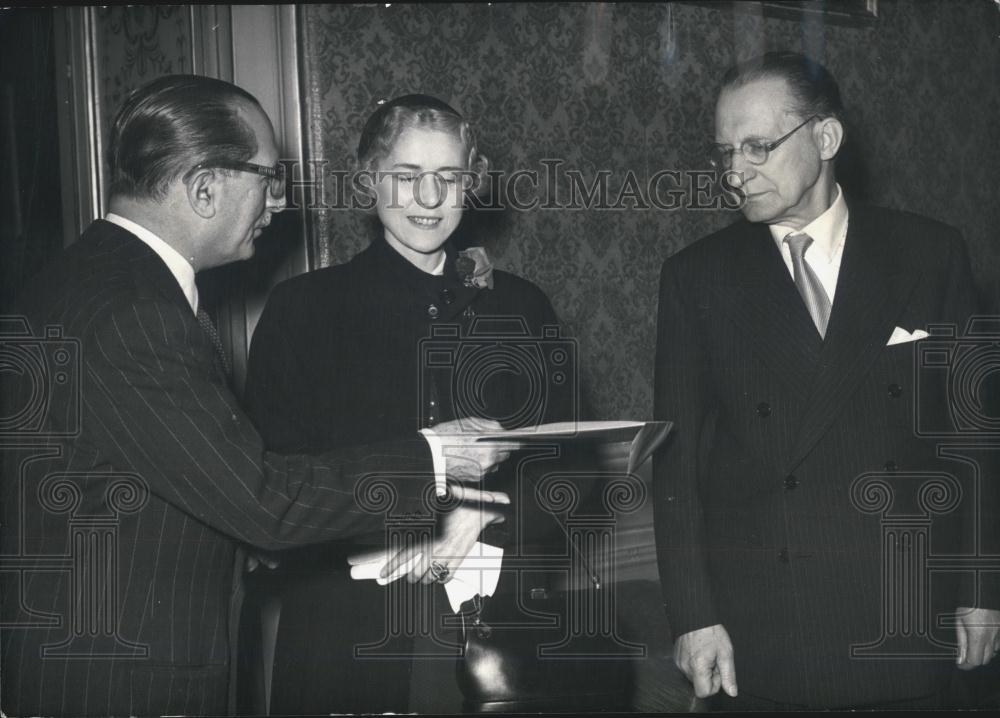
431, 418, 522, 482
956, 606, 1000, 669
379, 486, 509, 584
674, 623, 738, 699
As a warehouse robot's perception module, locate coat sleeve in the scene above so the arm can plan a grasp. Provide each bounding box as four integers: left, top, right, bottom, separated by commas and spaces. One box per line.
940, 233, 1000, 611
83, 296, 433, 551
652, 256, 721, 638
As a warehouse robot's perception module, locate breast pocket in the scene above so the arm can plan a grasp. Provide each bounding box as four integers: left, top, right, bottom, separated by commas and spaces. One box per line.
872, 342, 921, 432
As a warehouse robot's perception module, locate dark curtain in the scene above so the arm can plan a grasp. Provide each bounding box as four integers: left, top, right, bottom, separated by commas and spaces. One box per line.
0, 7, 65, 314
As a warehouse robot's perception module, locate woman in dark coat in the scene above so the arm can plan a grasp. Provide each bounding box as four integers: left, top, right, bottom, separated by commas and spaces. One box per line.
242, 94, 579, 713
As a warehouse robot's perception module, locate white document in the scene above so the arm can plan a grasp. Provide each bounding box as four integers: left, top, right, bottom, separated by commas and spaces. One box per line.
347, 420, 672, 612
471, 419, 672, 475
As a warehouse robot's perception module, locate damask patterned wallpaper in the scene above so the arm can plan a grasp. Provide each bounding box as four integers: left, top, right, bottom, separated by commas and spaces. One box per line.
92, 3, 1000, 422
96, 7, 191, 143
299, 1, 1000, 422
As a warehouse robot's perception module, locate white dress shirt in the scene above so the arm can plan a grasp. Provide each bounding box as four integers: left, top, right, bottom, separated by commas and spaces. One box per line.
430, 252, 446, 276
769, 184, 849, 304
106, 213, 199, 315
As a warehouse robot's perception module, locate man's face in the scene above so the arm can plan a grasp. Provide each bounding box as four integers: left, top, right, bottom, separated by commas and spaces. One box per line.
715, 77, 829, 228
213, 104, 285, 264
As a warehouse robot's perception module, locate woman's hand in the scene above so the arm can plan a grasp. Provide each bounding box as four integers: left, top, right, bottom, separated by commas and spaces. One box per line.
379, 486, 509, 584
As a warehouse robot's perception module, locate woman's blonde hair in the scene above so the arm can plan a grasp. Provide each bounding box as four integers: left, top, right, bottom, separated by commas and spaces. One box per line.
357, 94, 489, 191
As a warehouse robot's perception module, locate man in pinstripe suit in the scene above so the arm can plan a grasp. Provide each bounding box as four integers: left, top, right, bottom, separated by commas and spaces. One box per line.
653, 52, 1000, 710
0, 75, 510, 716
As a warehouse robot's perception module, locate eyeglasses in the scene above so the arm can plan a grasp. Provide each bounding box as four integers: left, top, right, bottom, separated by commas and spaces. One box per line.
708, 115, 820, 171
192, 160, 286, 201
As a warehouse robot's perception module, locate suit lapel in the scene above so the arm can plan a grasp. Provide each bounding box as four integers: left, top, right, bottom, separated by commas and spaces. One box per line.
784, 207, 923, 472
714, 223, 822, 401
100, 223, 231, 380
98, 221, 194, 314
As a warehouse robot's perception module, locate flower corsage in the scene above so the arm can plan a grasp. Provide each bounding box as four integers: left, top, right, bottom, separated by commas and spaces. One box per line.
456, 247, 494, 290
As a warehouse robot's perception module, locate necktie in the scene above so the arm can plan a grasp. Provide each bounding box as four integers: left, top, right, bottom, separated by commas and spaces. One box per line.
197, 307, 233, 375
784, 233, 831, 338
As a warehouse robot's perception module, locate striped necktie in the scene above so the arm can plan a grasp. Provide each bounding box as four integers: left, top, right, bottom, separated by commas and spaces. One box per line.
784, 233, 831, 339
197, 307, 233, 375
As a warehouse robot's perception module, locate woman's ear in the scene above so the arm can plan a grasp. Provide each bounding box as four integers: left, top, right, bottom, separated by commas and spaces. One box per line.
186, 168, 218, 219
463, 153, 490, 207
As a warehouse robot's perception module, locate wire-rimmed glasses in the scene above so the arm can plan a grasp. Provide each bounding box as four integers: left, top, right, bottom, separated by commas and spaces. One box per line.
708, 115, 820, 172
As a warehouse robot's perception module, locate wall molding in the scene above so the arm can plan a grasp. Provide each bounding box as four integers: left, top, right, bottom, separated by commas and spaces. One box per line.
54, 7, 104, 244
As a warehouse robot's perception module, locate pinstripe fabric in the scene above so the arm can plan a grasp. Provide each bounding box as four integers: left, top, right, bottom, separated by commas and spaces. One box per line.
1, 221, 435, 716
652, 205, 991, 708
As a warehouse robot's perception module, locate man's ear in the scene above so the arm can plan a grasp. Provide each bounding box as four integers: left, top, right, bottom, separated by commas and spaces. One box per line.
186, 168, 218, 219
815, 117, 844, 161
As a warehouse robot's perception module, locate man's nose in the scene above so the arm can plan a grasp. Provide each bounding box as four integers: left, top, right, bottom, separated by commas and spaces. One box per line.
723, 168, 745, 191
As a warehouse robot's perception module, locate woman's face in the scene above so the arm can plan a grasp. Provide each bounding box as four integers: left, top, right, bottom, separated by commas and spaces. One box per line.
374, 126, 467, 272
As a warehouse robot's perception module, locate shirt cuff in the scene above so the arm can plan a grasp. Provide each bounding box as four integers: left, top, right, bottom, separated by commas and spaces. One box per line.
418, 427, 447, 496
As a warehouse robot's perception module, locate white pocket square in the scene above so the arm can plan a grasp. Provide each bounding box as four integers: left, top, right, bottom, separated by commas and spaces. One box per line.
887, 326, 929, 346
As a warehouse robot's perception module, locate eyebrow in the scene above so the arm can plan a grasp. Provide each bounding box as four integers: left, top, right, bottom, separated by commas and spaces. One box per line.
715, 132, 769, 146
388, 163, 465, 172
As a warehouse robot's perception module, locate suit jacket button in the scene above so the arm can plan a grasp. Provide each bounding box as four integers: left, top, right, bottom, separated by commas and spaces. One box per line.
884, 460, 898, 472
427, 304, 439, 318
784, 475, 799, 490
756, 402, 771, 418
778, 547, 789, 563
888, 383, 902, 398
440, 289, 455, 304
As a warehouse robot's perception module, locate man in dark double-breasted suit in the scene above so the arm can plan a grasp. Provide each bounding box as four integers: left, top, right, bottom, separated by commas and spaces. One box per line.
0, 75, 507, 717
653, 51, 1000, 710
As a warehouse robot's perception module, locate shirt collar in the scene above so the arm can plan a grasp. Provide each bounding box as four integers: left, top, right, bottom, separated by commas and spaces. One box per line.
105, 213, 199, 314
769, 183, 848, 262
429, 253, 447, 276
